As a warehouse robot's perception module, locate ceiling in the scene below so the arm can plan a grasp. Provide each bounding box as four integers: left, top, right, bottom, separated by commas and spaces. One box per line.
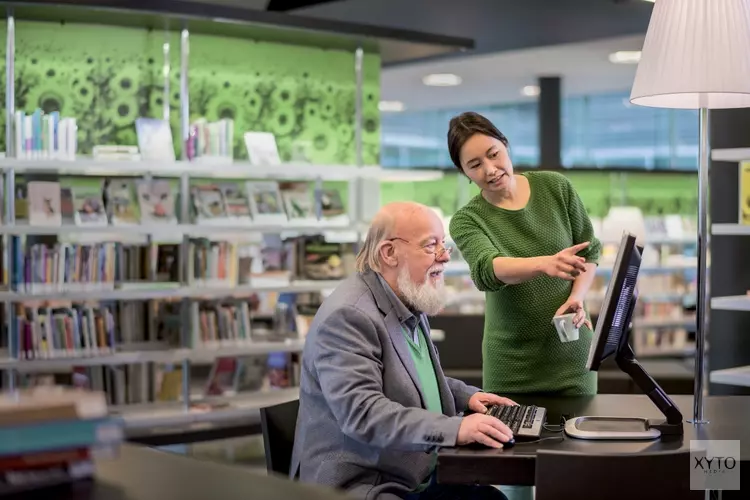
380, 34, 647, 112
296, 0, 654, 64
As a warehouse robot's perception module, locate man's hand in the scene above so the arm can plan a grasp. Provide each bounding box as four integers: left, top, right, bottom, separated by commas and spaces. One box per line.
555, 298, 591, 329
467, 392, 517, 414
457, 413, 514, 449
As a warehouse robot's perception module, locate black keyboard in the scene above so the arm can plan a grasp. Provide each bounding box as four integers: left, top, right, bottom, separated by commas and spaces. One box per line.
486, 404, 547, 439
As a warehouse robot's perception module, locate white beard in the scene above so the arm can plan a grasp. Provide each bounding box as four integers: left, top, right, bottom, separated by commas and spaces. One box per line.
396, 265, 447, 316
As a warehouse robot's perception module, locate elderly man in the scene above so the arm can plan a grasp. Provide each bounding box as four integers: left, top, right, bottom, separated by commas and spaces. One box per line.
290, 202, 515, 500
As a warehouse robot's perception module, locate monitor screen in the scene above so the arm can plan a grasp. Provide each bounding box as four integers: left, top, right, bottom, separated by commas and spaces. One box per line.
586, 232, 642, 371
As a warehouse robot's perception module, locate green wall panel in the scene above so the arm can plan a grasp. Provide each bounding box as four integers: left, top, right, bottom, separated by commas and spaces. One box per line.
0, 21, 381, 164
189, 35, 380, 164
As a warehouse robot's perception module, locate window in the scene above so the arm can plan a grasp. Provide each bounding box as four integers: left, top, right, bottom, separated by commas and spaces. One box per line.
380, 102, 539, 169
562, 91, 699, 170
379, 90, 699, 171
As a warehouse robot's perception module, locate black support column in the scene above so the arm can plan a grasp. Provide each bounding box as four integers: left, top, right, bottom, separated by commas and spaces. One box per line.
709, 108, 750, 396
538, 76, 561, 169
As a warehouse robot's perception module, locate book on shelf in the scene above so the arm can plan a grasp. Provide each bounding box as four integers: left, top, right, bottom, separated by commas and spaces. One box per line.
135, 118, 175, 162
135, 179, 178, 225
187, 118, 235, 163
14, 109, 77, 161
188, 239, 239, 287
244, 131, 281, 166
70, 179, 108, 227
280, 181, 317, 225
14, 303, 116, 360
27, 181, 62, 227
105, 179, 140, 226
247, 181, 287, 224
740, 161, 750, 225
13, 242, 117, 293
218, 181, 253, 224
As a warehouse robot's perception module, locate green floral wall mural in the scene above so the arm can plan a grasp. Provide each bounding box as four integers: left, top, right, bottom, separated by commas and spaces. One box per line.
0, 21, 381, 165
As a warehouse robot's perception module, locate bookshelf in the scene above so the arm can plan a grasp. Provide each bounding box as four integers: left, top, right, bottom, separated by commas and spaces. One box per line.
0, 158, 442, 428
709, 147, 750, 390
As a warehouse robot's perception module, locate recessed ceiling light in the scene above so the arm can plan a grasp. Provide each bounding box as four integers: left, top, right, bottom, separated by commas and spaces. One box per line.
378, 100, 405, 112
422, 73, 462, 87
521, 85, 540, 97
609, 51, 642, 64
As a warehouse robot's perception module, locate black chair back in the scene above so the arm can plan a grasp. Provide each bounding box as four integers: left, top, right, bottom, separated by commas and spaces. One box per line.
535, 449, 703, 500
259, 399, 300, 476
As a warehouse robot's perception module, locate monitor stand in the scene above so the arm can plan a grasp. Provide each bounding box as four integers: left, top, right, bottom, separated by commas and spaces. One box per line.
565, 343, 684, 441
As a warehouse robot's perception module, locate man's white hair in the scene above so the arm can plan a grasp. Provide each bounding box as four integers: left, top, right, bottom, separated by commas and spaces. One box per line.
355, 201, 427, 274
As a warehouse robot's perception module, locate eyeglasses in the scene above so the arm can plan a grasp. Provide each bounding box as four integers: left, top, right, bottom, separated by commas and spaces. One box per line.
386, 237, 453, 260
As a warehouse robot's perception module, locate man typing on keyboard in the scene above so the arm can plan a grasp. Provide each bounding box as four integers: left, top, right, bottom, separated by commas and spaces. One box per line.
290, 202, 516, 500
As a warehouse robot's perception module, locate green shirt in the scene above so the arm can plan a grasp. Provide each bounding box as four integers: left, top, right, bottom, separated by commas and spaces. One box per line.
402, 324, 443, 414
449, 171, 602, 396
402, 323, 441, 492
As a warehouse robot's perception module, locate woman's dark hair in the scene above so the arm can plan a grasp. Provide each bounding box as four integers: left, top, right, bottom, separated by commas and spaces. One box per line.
447, 111, 509, 173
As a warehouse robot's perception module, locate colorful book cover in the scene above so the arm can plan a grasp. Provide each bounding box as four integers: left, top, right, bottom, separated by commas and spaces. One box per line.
246, 181, 286, 224
741, 161, 750, 225
191, 184, 227, 222
136, 179, 177, 224
106, 179, 140, 225
280, 182, 315, 223
27, 181, 62, 226
243, 132, 281, 166
135, 118, 175, 162
218, 182, 252, 221
69, 179, 107, 227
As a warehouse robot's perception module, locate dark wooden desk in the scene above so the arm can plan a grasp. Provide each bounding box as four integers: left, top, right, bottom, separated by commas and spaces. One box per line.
437, 394, 750, 486
10, 444, 347, 500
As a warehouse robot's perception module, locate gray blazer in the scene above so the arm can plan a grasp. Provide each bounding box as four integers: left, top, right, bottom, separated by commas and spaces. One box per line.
290, 271, 480, 499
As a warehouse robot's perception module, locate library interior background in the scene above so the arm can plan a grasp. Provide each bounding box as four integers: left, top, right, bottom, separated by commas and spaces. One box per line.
2, 0, 750, 478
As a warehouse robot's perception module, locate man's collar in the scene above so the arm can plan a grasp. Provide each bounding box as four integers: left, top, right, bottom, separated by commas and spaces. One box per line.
375, 273, 419, 326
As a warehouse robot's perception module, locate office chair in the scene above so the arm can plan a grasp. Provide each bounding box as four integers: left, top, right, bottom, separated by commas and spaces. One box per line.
534, 449, 703, 500
259, 398, 300, 477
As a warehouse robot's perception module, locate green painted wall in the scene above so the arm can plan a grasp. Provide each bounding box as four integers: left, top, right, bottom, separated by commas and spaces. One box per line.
0, 21, 381, 164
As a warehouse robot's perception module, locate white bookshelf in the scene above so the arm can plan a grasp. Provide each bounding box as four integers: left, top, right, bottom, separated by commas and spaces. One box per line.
0, 156, 442, 421
115, 387, 301, 429
712, 223, 750, 236
709, 365, 750, 387
711, 148, 750, 162
711, 295, 750, 311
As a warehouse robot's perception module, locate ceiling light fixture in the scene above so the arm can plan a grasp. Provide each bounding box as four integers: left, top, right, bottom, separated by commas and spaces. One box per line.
521, 85, 540, 97
422, 73, 462, 87
378, 100, 405, 112
609, 50, 642, 64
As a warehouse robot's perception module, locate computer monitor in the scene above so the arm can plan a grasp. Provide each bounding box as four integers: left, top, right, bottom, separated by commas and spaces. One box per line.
564, 231, 685, 440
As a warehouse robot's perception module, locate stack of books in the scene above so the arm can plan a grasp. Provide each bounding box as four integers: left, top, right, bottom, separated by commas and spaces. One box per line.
0, 386, 123, 495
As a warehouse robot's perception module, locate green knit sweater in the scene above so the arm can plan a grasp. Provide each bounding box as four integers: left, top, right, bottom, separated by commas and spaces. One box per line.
449, 171, 602, 396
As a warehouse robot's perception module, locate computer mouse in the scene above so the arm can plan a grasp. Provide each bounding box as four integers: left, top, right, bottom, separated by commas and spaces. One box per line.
503, 438, 515, 449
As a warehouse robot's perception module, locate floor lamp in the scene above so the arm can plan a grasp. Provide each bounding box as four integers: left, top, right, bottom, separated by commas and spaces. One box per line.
629, 0, 750, 424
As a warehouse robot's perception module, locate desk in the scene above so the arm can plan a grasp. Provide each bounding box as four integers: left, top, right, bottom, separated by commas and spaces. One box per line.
437, 394, 750, 486
11, 444, 347, 500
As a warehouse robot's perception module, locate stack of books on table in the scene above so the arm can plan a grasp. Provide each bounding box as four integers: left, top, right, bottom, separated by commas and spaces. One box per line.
0, 386, 123, 495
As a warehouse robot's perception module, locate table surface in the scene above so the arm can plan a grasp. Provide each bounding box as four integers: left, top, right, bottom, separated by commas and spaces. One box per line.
437, 394, 750, 486
10, 444, 348, 500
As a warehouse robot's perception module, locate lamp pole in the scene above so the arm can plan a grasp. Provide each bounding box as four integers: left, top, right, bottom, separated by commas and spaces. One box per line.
692, 106, 710, 425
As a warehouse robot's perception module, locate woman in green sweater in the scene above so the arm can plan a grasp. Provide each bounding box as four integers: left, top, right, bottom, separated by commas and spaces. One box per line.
448, 111, 602, 396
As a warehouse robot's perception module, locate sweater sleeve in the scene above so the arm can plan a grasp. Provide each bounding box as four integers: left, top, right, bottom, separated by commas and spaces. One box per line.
449, 210, 507, 292
563, 176, 602, 265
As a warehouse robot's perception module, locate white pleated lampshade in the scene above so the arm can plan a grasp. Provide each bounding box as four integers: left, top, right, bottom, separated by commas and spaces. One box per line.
630, 0, 750, 109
